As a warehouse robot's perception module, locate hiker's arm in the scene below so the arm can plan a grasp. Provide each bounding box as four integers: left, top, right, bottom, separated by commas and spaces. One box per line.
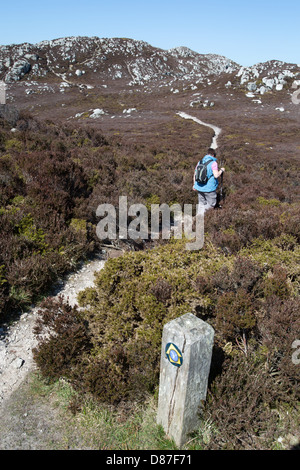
213, 167, 225, 178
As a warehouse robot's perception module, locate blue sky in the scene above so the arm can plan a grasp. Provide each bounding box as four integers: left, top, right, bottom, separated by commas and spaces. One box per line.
0, 0, 299, 66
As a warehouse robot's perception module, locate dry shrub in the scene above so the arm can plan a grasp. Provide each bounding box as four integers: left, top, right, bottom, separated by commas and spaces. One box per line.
262, 264, 291, 300
257, 296, 300, 394
203, 354, 283, 450
150, 278, 173, 304
215, 289, 256, 341
212, 256, 264, 294
33, 296, 92, 381
72, 339, 159, 404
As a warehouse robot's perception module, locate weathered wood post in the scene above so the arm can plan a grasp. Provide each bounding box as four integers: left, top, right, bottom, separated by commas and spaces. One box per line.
157, 313, 214, 448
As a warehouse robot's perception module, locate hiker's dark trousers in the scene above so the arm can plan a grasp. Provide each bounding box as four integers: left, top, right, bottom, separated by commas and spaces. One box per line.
197, 191, 217, 214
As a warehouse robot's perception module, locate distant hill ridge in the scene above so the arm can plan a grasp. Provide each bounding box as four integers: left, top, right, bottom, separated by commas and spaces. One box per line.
0, 36, 298, 93
0, 36, 239, 85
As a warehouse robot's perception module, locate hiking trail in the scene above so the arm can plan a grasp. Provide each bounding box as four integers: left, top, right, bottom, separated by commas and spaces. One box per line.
177, 111, 222, 149
0, 255, 105, 407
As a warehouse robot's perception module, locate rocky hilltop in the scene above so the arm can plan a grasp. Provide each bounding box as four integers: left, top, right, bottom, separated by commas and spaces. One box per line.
1, 36, 298, 88
0, 36, 239, 85
1, 36, 299, 124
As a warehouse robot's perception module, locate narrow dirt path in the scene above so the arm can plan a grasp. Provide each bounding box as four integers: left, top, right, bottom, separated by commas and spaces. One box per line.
177, 111, 222, 149
0, 255, 105, 408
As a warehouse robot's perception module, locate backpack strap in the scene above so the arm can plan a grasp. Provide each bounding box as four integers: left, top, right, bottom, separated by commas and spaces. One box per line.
202, 157, 214, 179
201, 157, 214, 165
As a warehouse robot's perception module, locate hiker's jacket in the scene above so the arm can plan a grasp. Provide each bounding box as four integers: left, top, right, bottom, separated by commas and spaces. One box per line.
193, 155, 219, 193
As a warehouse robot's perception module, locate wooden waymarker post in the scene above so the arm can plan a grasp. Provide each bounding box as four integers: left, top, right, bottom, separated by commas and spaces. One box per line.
157, 313, 214, 448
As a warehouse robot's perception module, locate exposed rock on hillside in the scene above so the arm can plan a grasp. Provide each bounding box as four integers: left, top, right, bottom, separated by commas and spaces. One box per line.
0, 36, 238, 85
236, 61, 298, 95
1, 37, 298, 108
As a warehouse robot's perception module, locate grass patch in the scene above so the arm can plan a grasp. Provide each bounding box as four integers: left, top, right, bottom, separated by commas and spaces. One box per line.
22, 372, 177, 450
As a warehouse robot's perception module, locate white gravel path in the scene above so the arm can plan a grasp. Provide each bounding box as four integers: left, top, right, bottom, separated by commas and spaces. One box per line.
177, 111, 221, 149
0, 255, 105, 407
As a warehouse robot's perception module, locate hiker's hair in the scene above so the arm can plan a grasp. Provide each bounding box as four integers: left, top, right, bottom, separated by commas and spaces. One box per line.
208, 148, 216, 156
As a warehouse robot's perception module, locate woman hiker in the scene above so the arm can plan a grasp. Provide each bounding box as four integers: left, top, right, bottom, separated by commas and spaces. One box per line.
193, 148, 225, 214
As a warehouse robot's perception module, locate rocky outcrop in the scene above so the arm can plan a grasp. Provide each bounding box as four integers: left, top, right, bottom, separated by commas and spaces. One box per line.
5, 59, 31, 82
0, 36, 239, 86
0, 37, 298, 97
236, 61, 298, 95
